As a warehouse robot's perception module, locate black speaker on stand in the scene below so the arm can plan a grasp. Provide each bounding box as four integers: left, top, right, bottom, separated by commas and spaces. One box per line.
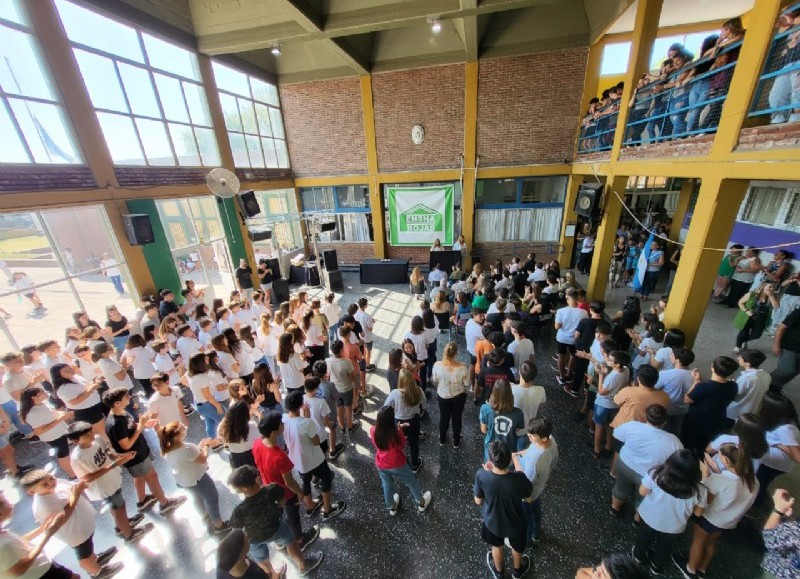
321, 250, 338, 271
322, 269, 343, 291
272, 279, 290, 305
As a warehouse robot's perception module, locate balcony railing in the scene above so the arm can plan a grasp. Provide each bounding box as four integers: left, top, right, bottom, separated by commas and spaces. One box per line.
749, 6, 800, 124
577, 106, 619, 154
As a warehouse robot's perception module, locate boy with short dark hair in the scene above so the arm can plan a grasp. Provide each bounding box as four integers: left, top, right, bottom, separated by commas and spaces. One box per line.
354, 297, 376, 372
67, 421, 153, 543
217, 527, 281, 579
728, 349, 771, 424
228, 465, 323, 577
21, 470, 123, 579
554, 289, 587, 386
312, 360, 343, 459
327, 340, 359, 433
474, 441, 533, 579
654, 346, 695, 435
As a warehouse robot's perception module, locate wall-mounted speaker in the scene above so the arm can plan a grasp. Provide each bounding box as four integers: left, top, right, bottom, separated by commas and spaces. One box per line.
574, 183, 604, 218
121, 214, 155, 245
248, 229, 272, 242
321, 249, 338, 272
237, 190, 261, 218
318, 221, 337, 232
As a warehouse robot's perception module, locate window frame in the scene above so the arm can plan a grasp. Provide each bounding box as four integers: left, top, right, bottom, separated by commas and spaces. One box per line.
737, 182, 800, 232
475, 177, 567, 209
299, 185, 372, 242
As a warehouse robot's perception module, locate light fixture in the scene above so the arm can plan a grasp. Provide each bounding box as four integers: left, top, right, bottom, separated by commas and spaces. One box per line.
431, 18, 442, 33
271, 43, 281, 56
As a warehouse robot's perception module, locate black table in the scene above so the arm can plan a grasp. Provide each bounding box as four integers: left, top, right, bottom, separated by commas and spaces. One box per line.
430, 250, 461, 272
289, 264, 320, 286
360, 259, 409, 284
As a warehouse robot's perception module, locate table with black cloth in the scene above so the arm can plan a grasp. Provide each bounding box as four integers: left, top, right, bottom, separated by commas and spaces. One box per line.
429, 250, 461, 272
288, 263, 320, 286
360, 259, 409, 284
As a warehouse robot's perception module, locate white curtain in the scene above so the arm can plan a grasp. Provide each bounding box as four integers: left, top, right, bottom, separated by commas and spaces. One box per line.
476, 208, 563, 242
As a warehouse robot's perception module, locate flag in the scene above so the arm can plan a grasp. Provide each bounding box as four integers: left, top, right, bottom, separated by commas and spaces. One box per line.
632, 231, 655, 293
32, 117, 74, 163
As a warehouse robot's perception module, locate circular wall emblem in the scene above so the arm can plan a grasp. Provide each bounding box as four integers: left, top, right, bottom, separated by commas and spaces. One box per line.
411, 124, 425, 145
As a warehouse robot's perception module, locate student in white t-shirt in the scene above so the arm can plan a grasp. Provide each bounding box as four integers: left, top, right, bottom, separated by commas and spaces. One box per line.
593, 351, 630, 459
92, 343, 134, 392
756, 393, 800, 506
217, 400, 260, 469
507, 321, 535, 375
650, 328, 687, 372
554, 289, 588, 384
148, 373, 186, 428
19, 388, 76, 479
727, 349, 771, 424
22, 470, 123, 578
633, 449, 707, 574
160, 421, 229, 534
511, 361, 546, 433
73, 345, 100, 383
184, 353, 225, 445
121, 335, 157, 397
175, 325, 204, 367
67, 422, 153, 543
354, 297, 376, 371
654, 346, 696, 436
706, 413, 769, 475
0, 490, 78, 579
677, 443, 758, 578
630, 320, 664, 375
304, 377, 333, 458
50, 363, 105, 439
197, 318, 217, 349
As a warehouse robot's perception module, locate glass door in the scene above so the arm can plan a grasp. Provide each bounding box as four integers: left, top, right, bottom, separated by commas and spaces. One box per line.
157, 197, 235, 304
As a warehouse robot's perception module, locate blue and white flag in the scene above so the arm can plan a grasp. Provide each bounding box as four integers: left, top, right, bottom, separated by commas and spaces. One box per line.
632, 231, 655, 293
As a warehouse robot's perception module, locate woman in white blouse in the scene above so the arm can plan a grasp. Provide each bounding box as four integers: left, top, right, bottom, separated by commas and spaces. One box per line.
431, 342, 469, 448
277, 332, 307, 393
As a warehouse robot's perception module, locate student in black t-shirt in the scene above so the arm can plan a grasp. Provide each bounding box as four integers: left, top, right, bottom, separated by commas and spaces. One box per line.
474, 440, 533, 579
235, 259, 254, 301
566, 301, 606, 396
680, 356, 739, 457
158, 289, 185, 319
477, 348, 514, 404
256, 259, 274, 305
217, 528, 274, 579
103, 388, 185, 515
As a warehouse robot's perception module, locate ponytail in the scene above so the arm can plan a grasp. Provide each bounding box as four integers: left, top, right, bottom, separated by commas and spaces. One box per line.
720, 442, 756, 493
158, 421, 184, 455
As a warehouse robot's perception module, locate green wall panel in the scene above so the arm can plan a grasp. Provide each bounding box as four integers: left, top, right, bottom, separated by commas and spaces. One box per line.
219, 197, 248, 265
125, 199, 182, 297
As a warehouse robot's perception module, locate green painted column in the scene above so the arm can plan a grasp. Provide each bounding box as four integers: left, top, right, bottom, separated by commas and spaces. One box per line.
218, 197, 248, 265
125, 199, 182, 297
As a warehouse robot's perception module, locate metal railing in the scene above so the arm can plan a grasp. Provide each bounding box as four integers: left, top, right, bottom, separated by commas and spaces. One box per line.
623, 39, 743, 146
577, 105, 619, 153
749, 6, 800, 124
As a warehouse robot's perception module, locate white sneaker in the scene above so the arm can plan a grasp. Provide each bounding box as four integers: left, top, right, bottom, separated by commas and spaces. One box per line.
389, 493, 400, 516
790, 113, 800, 123
418, 491, 432, 513
771, 113, 787, 124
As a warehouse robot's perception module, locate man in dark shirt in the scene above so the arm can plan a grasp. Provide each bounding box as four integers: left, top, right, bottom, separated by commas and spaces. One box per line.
103, 388, 185, 515
257, 259, 274, 305
474, 440, 533, 579
772, 307, 800, 391
523, 253, 536, 274
158, 289, 185, 319
235, 259, 254, 300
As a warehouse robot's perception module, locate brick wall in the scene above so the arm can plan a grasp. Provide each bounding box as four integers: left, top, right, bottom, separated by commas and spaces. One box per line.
279, 77, 367, 177
472, 242, 559, 269
477, 48, 588, 166
737, 122, 800, 151
372, 64, 466, 172
235, 168, 293, 182
0, 165, 96, 192
386, 245, 431, 266
316, 241, 375, 266
618, 134, 714, 161
115, 167, 207, 187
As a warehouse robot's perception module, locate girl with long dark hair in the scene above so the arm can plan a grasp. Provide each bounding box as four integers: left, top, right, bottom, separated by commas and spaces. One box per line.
223, 328, 255, 384
217, 400, 259, 468
757, 393, 800, 505
611, 296, 641, 353
277, 332, 307, 393
369, 406, 432, 516
20, 387, 76, 478
251, 363, 282, 414
184, 353, 224, 445
50, 363, 105, 438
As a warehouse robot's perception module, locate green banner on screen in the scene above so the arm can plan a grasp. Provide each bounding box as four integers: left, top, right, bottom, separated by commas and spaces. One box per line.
387, 185, 454, 246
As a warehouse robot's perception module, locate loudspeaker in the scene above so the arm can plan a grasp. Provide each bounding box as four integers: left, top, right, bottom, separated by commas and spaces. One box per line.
247, 229, 272, 242
121, 214, 155, 245
321, 249, 338, 272
322, 268, 343, 291
319, 221, 336, 232
574, 183, 603, 218
266, 258, 281, 280
272, 279, 290, 304
236, 190, 261, 218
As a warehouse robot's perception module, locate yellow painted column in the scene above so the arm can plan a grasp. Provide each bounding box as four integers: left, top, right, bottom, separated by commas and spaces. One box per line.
559, 175, 584, 268
710, 0, 783, 158
663, 177, 749, 346
462, 61, 479, 263
586, 175, 629, 299
361, 75, 386, 258
610, 0, 663, 162
668, 179, 694, 243
197, 55, 258, 271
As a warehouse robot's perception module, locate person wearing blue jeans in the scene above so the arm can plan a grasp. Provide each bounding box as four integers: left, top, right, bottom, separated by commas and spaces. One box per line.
370, 406, 432, 515
1, 399, 32, 436
186, 353, 225, 443
512, 417, 559, 548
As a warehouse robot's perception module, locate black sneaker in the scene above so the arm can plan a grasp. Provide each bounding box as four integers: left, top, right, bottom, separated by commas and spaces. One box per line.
306, 498, 323, 517
96, 547, 118, 567
136, 495, 157, 512
115, 514, 145, 536
299, 526, 319, 552
298, 551, 324, 576
90, 562, 123, 579
555, 375, 566, 385
347, 420, 361, 433
486, 551, 503, 579
512, 554, 532, 579
631, 546, 647, 566
410, 459, 423, 473
212, 521, 231, 535
353, 403, 363, 415
125, 522, 154, 543
418, 431, 429, 441
158, 496, 187, 515
672, 555, 698, 579
563, 385, 578, 398
452, 439, 461, 449
650, 562, 664, 575
322, 501, 346, 520
329, 443, 345, 459
366, 364, 376, 371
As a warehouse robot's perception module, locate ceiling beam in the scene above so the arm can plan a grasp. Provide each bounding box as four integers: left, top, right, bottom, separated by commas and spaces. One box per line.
456, 0, 479, 61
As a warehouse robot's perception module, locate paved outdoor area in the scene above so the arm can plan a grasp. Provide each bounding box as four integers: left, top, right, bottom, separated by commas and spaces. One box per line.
0, 270, 793, 578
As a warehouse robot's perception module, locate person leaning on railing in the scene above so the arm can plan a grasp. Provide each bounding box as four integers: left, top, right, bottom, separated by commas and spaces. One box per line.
767, 8, 800, 125
698, 17, 746, 131
659, 50, 695, 138
682, 34, 720, 133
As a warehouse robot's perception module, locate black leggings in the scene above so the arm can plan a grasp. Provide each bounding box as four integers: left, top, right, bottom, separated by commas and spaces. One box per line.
438, 393, 466, 445
634, 521, 679, 570
397, 414, 421, 467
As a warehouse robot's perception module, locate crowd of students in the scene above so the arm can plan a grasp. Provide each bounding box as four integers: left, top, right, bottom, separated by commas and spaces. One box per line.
0, 250, 798, 579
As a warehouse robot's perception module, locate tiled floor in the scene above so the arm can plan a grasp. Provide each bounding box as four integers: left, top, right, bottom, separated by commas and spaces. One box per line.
1, 271, 786, 578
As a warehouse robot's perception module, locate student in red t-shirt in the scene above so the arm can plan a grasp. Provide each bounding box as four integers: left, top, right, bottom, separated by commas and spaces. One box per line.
251, 412, 319, 550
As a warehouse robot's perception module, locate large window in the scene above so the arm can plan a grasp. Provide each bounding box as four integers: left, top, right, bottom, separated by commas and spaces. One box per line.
299, 186, 372, 242
212, 61, 289, 170
0, 1, 80, 165
475, 177, 566, 243
600, 30, 717, 77
0, 206, 136, 351
55, 0, 220, 167
246, 189, 303, 256
739, 184, 800, 231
